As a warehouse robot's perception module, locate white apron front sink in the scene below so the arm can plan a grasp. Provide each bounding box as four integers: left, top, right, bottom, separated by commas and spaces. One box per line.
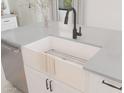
23, 36, 100, 60
22, 36, 101, 73
22, 36, 101, 92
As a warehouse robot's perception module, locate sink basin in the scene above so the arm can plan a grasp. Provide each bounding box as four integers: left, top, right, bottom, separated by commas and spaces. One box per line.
23, 36, 100, 60
22, 36, 101, 75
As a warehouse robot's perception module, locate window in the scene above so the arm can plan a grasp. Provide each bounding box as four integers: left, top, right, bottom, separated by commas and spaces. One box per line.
59, 0, 72, 9
52, 0, 83, 24
58, 0, 73, 23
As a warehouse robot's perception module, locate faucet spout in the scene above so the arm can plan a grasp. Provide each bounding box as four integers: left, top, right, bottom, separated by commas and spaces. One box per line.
64, 7, 82, 39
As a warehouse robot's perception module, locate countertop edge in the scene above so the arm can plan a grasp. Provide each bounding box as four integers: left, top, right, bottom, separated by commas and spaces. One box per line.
84, 67, 122, 83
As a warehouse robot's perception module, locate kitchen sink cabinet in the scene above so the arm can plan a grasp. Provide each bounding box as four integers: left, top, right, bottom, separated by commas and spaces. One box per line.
85, 72, 122, 93
21, 36, 100, 93
22, 47, 86, 92
25, 66, 82, 93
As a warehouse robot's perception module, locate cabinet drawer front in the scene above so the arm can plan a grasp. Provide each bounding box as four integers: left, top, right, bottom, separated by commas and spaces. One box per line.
86, 73, 122, 93
54, 57, 85, 92
1, 17, 17, 31
2, 17, 17, 25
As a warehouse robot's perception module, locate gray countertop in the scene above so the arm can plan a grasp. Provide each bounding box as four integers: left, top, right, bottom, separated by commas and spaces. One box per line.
1, 21, 122, 83
2, 14, 16, 19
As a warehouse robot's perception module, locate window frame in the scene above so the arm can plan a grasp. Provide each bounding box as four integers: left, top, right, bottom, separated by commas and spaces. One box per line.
55, 0, 84, 25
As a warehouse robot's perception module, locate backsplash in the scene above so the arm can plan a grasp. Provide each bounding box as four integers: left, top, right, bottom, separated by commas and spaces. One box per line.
13, 0, 51, 26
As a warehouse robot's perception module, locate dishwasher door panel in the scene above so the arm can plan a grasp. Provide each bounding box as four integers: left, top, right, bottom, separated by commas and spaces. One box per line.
1, 42, 28, 93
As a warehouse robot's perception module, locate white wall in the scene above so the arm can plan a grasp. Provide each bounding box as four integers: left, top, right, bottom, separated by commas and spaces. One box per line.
7, 0, 121, 30
84, 0, 121, 30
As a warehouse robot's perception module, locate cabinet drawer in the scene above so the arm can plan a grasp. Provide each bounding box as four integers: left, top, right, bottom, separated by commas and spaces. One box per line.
1, 17, 17, 31
2, 17, 17, 25
54, 57, 85, 92
86, 72, 122, 93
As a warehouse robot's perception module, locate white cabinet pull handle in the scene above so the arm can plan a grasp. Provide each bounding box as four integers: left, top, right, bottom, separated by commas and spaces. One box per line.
102, 80, 122, 90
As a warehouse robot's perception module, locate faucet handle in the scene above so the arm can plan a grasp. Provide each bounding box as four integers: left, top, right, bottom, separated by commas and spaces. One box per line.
78, 26, 82, 36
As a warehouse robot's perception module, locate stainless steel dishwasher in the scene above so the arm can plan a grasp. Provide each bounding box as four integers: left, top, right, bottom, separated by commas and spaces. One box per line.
1, 42, 28, 93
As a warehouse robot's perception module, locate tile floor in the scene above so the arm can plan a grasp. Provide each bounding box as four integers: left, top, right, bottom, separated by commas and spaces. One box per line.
1, 80, 22, 93
2, 66, 23, 93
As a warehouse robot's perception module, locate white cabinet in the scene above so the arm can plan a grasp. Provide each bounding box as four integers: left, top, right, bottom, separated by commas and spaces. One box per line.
25, 66, 46, 93
22, 48, 86, 92
22, 36, 100, 93
85, 72, 122, 93
24, 66, 82, 93
52, 79, 82, 93
1, 15, 18, 31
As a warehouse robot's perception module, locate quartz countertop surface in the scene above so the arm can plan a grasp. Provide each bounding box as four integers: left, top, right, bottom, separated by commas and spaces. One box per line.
2, 14, 16, 19
1, 21, 122, 83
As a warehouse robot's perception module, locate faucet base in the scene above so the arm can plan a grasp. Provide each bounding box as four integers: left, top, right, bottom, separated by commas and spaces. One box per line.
73, 35, 77, 39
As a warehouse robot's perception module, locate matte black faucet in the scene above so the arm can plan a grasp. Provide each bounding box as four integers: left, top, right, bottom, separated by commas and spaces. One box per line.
64, 7, 82, 39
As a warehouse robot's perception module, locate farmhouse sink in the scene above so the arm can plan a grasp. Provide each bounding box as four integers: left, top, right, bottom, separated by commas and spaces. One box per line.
23, 36, 100, 61
22, 36, 101, 73
22, 36, 101, 92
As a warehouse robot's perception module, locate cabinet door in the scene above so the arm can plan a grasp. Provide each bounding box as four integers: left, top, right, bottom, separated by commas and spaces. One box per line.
24, 66, 82, 93
86, 72, 122, 93
51, 79, 82, 93
25, 66, 48, 93
54, 57, 85, 92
